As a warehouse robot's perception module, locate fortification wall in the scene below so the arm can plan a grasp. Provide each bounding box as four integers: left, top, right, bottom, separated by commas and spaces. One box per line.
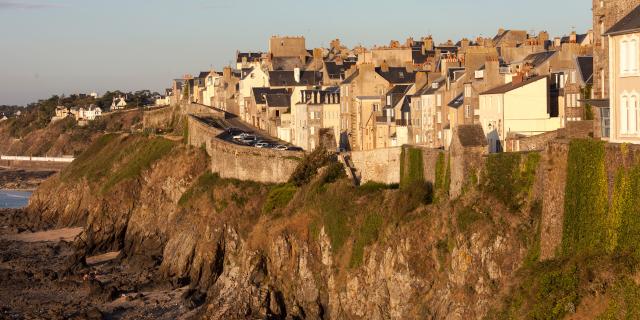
351, 147, 402, 185
540, 139, 640, 260
187, 115, 224, 148
143, 106, 176, 129
207, 139, 303, 184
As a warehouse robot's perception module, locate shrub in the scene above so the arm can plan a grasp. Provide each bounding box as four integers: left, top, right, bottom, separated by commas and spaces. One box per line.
289, 147, 331, 186
322, 162, 347, 185
263, 183, 297, 214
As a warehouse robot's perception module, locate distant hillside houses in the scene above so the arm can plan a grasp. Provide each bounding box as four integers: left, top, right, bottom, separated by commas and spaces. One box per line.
165, 3, 640, 153
53, 105, 102, 122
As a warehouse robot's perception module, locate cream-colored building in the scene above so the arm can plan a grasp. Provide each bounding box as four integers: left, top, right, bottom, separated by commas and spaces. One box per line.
479, 75, 562, 152
606, 5, 640, 144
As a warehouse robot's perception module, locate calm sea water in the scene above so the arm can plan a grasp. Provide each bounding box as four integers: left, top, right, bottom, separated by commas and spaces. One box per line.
0, 190, 32, 209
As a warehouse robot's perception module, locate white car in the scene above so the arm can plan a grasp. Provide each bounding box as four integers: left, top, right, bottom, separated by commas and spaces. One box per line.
255, 142, 270, 148
274, 145, 288, 150
232, 132, 250, 140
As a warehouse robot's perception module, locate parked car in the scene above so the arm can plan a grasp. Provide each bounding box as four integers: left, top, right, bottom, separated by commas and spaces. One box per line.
286, 146, 303, 151
273, 145, 288, 151
232, 132, 250, 140
255, 142, 271, 148
240, 135, 257, 144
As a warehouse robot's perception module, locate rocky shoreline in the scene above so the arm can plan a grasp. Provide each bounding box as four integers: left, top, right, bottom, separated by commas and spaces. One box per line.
0, 168, 56, 190
0, 209, 199, 320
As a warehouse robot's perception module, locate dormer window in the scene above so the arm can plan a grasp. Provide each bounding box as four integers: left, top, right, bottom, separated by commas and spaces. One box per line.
399, 72, 404, 78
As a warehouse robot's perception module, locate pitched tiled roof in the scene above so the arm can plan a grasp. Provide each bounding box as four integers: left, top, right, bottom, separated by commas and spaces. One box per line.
269, 70, 322, 87
481, 75, 547, 95
605, 5, 640, 36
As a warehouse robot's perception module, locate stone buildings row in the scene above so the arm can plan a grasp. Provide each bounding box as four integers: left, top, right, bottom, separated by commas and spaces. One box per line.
168, 1, 640, 152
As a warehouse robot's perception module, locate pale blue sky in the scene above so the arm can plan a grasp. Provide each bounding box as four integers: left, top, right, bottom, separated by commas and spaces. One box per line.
0, 0, 591, 105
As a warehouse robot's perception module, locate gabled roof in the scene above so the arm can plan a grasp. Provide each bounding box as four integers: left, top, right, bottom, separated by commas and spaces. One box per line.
560, 34, 588, 44
240, 67, 254, 80
265, 93, 291, 108
447, 92, 464, 108
269, 70, 322, 86
386, 85, 411, 107
605, 5, 640, 36
252, 87, 288, 104
480, 75, 547, 95
376, 67, 416, 84
576, 56, 594, 85
414, 77, 445, 96
198, 71, 210, 79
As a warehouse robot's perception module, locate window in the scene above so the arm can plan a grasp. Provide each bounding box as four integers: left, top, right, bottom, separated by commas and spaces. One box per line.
436, 94, 442, 106
437, 111, 442, 123
621, 37, 640, 75
464, 84, 472, 97
621, 94, 629, 134
465, 105, 471, 118
373, 103, 379, 112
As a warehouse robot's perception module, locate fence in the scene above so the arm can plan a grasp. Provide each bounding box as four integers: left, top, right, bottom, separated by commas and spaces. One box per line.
0, 155, 75, 163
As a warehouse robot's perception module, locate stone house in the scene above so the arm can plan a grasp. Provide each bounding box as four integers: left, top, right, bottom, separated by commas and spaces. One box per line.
479, 75, 562, 153
592, 0, 640, 100
606, 4, 640, 144
202, 70, 223, 107
212, 67, 240, 114
247, 87, 288, 130
236, 52, 264, 70
238, 67, 269, 122
291, 88, 341, 150
110, 96, 127, 110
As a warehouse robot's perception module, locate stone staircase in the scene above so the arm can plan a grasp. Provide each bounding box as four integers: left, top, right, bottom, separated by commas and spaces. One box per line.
338, 152, 361, 186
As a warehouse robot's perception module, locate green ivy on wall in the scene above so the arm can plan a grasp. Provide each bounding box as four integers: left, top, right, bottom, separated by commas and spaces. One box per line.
434, 152, 450, 200
400, 146, 425, 190
483, 152, 541, 211
562, 139, 608, 255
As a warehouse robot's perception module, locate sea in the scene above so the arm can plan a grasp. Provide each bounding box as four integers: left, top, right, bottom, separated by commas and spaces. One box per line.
0, 190, 32, 209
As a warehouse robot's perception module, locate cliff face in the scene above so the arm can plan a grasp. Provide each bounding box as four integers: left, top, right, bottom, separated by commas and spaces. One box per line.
26, 134, 540, 319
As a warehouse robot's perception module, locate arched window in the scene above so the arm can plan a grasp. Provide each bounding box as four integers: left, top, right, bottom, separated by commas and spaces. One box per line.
621, 94, 629, 134
632, 94, 639, 135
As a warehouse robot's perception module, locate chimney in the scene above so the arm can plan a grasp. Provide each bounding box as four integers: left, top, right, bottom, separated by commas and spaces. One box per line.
380, 60, 389, 73
415, 71, 428, 89
223, 67, 231, 79
294, 67, 301, 83
512, 72, 524, 84
538, 31, 549, 44
554, 37, 562, 47
405, 62, 415, 73
423, 36, 434, 51
406, 37, 414, 47
242, 56, 248, 65
461, 38, 470, 48
498, 28, 505, 35
569, 31, 577, 43
335, 56, 344, 66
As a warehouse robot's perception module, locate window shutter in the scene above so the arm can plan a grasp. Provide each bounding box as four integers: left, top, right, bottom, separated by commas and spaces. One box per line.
621, 40, 628, 73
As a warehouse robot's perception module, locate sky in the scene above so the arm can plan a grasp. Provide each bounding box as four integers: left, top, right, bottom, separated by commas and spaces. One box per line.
0, 0, 592, 106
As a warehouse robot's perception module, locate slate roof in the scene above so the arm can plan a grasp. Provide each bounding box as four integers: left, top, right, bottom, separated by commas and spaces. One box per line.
481, 75, 547, 95
198, 71, 210, 79
376, 67, 416, 84
386, 85, 411, 107
560, 34, 588, 44
271, 57, 305, 71
265, 93, 291, 108
252, 87, 288, 104
324, 61, 357, 79
240, 67, 254, 80
341, 70, 360, 84
576, 56, 594, 85
269, 70, 323, 86
605, 5, 640, 36
456, 125, 487, 147
447, 93, 464, 108
522, 51, 557, 67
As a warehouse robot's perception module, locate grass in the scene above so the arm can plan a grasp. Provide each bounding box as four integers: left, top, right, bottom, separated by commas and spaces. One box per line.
456, 206, 486, 233
350, 212, 383, 268
61, 134, 120, 182
400, 147, 424, 190
178, 172, 221, 207
483, 152, 540, 212
101, 137, 175, 192
263, 183, 297, 214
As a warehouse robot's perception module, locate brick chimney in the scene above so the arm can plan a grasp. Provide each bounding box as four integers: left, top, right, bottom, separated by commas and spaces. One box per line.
461, 38, 470, 48
335, 55, 343, 66
360, 62, 375, 74
406, 37, 415, 47
423, 36, 434, 51
223, 67, 231, 79
569, 31, 577, 43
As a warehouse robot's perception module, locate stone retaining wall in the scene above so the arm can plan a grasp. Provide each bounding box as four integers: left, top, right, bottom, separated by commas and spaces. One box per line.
206, 139, 303, 184
351, 147, 402, 185
187, 115, 224, 148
